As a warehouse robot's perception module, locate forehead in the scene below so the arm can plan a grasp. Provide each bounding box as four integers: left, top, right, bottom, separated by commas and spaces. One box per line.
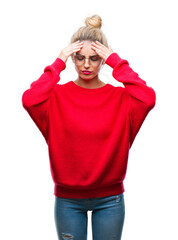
77, 40, 96, 56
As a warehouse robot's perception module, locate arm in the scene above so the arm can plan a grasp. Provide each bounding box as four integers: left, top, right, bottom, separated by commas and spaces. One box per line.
105, 53, 156, 148
22, 58, 66, 107
22, 58, 66, 142
22, 41, 83, 142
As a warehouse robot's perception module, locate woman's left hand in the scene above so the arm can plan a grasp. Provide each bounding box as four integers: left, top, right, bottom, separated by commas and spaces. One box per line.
91, 41, 114, 62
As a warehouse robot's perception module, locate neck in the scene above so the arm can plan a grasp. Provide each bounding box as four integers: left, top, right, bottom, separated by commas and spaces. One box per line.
74, 75, 105, 89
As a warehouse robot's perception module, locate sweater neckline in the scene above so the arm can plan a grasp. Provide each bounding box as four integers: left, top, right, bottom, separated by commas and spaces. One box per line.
68, 81, 111, 94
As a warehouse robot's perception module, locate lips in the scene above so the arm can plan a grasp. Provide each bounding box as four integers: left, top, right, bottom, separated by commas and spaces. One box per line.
82, 71, 92, 75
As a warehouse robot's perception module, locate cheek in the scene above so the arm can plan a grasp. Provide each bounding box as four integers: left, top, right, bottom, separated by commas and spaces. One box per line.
95, 63, 103, 72
74, 65, 80, 73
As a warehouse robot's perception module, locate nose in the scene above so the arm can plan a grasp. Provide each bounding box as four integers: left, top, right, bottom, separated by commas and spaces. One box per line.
84, 58, 90, 68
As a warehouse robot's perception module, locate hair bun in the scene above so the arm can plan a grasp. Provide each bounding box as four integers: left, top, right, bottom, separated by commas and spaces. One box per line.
85, 15, 102, 29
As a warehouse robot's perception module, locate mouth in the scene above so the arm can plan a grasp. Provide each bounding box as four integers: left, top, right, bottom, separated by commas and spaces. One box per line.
82, 70, 92, 75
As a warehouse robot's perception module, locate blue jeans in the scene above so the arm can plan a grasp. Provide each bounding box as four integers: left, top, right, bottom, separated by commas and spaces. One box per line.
54, 193, 125, 240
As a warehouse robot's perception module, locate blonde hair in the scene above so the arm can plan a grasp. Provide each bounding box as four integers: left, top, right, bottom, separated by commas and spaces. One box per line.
70, 15, 108, 47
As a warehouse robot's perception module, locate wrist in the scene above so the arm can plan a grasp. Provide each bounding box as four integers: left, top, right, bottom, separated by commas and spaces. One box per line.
58, 53, 67, 63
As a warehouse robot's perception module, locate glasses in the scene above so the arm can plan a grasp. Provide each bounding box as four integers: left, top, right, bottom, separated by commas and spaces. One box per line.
73, 53, 102, 66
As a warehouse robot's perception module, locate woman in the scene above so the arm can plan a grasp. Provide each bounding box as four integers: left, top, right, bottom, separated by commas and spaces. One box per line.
22, 15, 156, 240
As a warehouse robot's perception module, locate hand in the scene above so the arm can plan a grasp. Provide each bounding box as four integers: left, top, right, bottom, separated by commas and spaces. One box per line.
58, 41, 84, 63
91, 41, 114, 62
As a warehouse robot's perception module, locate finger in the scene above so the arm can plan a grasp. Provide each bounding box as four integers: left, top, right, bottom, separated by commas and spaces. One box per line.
73, 44, 83, 49
74, 43, 83, 48
94, 40, 102, 45
73, 46, 83, 53
73, 43, 84, 47
95, 41, 105, 47
73, 48, 82, 53
72, 44, 83, 51
91, 45, 105, 54
72, 41, 84, 46
68, 43, 83, 54
91, 45, 102, 52
74, 40, 83, 44
91, 42, 101, 48
91, 45, 98, 52
91, 47, 104, 58
91, 42, 107, 52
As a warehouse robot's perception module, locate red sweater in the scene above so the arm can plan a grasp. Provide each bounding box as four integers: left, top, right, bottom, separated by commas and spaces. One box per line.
22, 53, 156, 199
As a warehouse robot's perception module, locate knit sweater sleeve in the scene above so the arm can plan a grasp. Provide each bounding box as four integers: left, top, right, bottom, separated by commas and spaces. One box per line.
22, 58, 66, 142
105, 53, 156, 148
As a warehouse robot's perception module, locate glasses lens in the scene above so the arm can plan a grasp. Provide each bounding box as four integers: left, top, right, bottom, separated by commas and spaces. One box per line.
76, 55, 84, 61
74, 54, 101, 65
90, 56, 100, 61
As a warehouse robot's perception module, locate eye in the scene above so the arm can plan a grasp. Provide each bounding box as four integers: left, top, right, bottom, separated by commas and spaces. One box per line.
90, 56, 100, 61
76, 55, 84, 61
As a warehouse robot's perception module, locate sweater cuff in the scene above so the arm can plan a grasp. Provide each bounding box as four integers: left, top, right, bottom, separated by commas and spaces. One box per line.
105, 52, 122, 69
47, 58, 66, 75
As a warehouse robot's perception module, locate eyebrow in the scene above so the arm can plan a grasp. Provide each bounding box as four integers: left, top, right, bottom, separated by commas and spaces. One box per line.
76, 53, 99, 57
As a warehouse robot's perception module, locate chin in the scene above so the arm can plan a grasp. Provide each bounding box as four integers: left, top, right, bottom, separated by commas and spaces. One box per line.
82, 77, 93, 81
79, 73, 97, 81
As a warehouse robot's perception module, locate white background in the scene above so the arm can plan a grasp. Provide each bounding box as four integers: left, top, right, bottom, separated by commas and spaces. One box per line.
1, 0, 178, 239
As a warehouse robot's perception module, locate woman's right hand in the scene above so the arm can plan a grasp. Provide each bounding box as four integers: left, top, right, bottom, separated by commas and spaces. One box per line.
58, 40, 84, 63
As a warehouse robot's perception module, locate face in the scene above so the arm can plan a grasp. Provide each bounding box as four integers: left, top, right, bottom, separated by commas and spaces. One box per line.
72, 40, 104, 81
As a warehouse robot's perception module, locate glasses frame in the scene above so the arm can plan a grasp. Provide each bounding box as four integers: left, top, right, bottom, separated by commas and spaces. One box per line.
73, 53, 103, 65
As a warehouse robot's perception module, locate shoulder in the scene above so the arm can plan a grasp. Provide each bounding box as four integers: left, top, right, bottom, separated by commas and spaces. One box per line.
108, 84, 130, 99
